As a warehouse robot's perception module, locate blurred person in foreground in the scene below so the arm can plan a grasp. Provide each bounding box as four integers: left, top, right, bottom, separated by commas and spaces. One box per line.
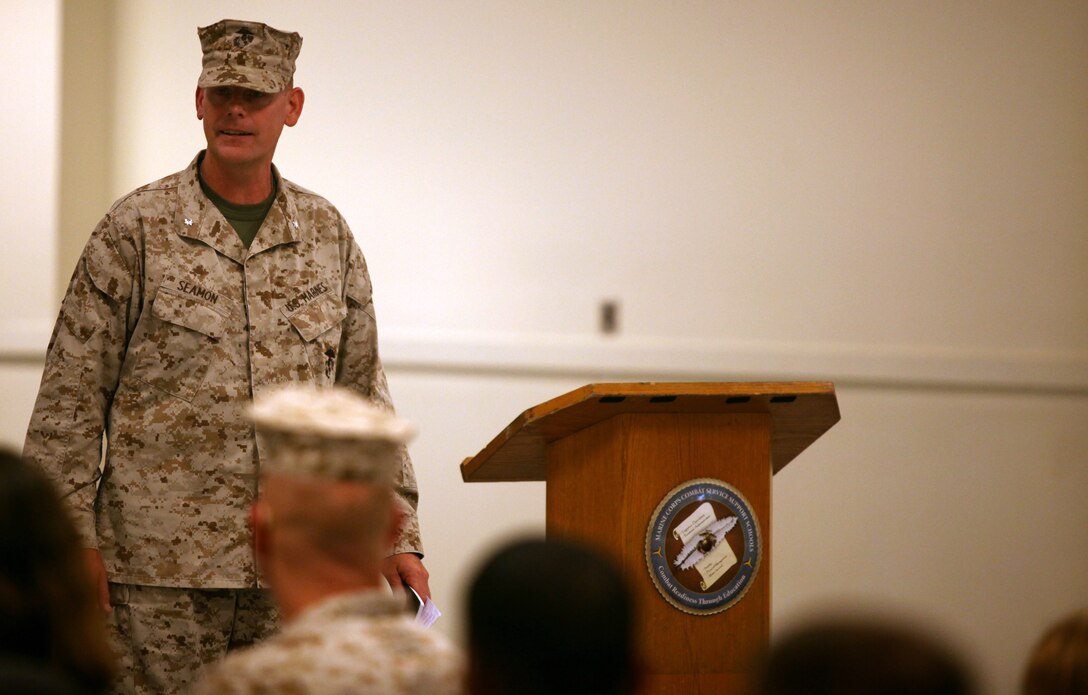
189, 385, 460, 695
758, 616, 975, 695
466, 537, 641, 695
0, 449, 114, 694
1022, 609, 1088, 695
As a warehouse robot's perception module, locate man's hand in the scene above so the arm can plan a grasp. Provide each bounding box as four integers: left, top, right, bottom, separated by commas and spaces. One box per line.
83, 548, 111, 613
381, 553, 431, 602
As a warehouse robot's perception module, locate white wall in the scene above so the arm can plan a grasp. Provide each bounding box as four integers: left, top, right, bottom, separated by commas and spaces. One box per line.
770, 384, 1088, 693
106, 1, 1087, 391
0, 362, 47, 449
3, 2, 1086, 694
0, 0, 59, 353
0, 0, 59, 465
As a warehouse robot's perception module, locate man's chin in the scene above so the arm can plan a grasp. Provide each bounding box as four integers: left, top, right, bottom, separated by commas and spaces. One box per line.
206, 145, 261, 168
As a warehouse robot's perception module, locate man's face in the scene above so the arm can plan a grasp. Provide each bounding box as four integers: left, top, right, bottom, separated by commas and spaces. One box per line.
195, 85, 304, 171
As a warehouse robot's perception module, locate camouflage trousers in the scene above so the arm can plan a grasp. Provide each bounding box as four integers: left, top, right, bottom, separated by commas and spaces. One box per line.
106, 584, 280, 695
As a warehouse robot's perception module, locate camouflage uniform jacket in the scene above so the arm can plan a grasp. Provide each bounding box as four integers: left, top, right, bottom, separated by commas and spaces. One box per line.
23, 154, 421, 587
188, 591, 463, 695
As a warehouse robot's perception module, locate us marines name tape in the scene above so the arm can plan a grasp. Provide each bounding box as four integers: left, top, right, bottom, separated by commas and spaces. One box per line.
284, 281, 330, 313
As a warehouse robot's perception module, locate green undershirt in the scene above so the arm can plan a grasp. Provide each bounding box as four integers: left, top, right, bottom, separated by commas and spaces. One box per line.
199, 174, 277, 249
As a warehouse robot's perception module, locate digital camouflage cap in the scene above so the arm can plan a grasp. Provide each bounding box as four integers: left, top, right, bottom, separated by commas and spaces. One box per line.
249, 385, 416, 484
197, 19, 302, 93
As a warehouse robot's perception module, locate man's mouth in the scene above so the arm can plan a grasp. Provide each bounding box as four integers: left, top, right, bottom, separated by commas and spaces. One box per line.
220, 130, 252, 137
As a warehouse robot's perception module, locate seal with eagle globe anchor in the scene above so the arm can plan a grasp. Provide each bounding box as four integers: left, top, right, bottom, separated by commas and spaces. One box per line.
645, 478, 762, 616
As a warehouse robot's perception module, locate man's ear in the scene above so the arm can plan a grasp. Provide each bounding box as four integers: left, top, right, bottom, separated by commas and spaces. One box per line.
195, 87, 205, 120
284, 87, 305, 127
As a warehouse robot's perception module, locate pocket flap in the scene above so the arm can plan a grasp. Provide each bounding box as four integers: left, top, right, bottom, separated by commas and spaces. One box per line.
285, 294, 347, 342
84, 228, 132, 304
151, 288, 226, 340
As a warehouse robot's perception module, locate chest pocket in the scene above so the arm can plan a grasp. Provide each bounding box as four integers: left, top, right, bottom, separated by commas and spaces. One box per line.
130, 287, 227, 403
283, 292, 347, 384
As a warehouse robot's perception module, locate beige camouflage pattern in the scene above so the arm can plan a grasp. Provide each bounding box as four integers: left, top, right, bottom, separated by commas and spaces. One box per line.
189, 591, 463, 695
23, 153, 421, 588
259, 430, 404, 484
197, 20, 301, 93
251, 384, 414, 483
107, 584, 278, 695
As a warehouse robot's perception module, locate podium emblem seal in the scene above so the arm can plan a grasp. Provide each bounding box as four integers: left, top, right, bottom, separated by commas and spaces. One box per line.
645, 478, 761, 615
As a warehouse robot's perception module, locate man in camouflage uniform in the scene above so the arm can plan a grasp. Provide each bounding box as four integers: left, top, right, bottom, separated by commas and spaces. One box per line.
23, 19, 429, 695
190, 385, 462, 695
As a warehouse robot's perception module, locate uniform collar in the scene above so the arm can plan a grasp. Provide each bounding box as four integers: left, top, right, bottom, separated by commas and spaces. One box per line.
176, 152, 304, 262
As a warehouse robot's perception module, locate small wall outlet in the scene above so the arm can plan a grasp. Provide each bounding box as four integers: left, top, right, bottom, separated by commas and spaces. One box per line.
599, 300, 620, 335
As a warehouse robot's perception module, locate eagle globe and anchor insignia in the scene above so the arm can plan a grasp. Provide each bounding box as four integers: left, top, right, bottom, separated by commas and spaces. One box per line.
645, 478, 762, 616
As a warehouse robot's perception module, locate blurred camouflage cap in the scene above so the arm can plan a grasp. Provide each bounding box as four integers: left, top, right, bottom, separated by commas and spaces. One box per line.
197, 19, 302, 93
250, 385, 415, 484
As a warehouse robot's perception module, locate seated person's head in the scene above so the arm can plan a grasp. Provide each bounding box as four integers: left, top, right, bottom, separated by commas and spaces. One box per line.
0, 449, 113, 693
759, 616, 974, 695
254, 471, 401, 575
247, 384, 414, 618
1022, 609, 1088, 695
466, 536, 638, 695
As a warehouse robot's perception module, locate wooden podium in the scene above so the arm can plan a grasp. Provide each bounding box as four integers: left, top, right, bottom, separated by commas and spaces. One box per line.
461, 382, 840, 695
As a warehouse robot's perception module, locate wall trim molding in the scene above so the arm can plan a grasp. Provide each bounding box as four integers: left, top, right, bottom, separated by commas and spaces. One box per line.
379, 327, 1088, 395
4, 321, 1086, 394
0, 320, 52, 361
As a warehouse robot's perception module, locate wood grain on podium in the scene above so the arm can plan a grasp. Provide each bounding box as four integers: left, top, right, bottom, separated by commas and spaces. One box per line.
547, 413, 771, 695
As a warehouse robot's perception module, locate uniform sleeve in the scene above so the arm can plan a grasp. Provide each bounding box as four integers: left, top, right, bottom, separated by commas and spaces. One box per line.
23, 214, 139, 547
336, 238, 423, 557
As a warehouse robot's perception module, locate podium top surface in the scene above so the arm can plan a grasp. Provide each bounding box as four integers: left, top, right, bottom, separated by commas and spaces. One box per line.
461, 382, 840, 482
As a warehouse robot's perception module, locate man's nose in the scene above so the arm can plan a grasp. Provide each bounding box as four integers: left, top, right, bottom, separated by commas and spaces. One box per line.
224, 92, 247, 113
